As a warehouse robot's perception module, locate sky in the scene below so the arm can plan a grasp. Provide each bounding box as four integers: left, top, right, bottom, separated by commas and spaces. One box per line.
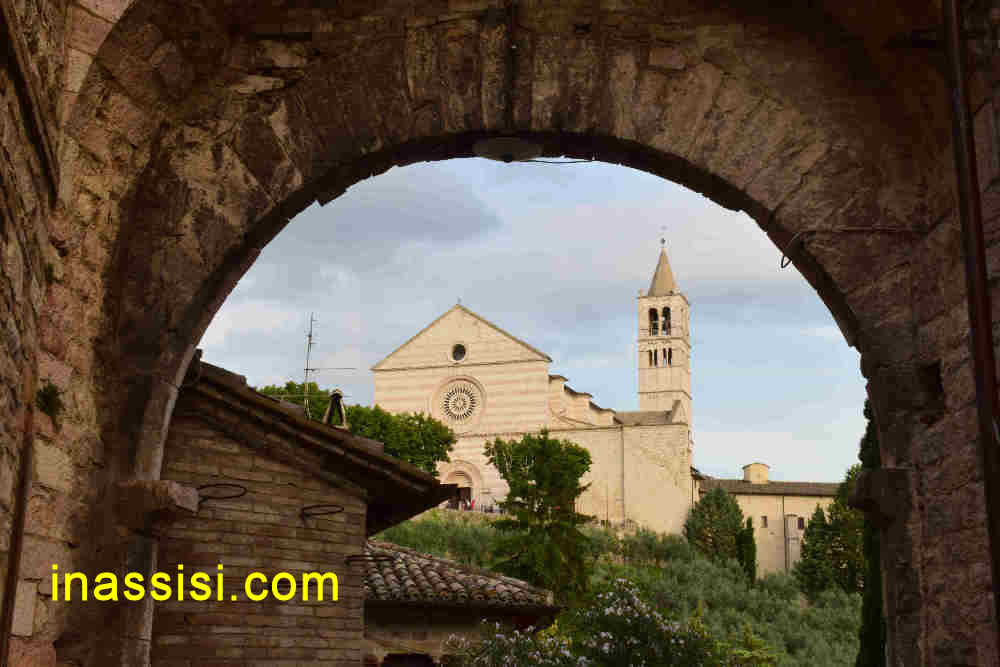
199, 157, 867, 483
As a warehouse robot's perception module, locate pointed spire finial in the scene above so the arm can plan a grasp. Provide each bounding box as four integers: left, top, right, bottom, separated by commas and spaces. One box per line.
647, 234, 677, 296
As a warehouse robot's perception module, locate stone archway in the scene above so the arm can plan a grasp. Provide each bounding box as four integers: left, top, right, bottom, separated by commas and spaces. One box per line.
441, 459, 486, 509
4, 0, 996, 664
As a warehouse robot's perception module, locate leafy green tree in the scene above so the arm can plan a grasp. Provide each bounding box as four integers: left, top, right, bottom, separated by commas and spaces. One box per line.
484, 430, 594, 602
257, 380, 331, 420
856, 399, 886, 667
346, 405, 455, 476
256, 382, 454, 476
684, 487, 746, 562
737, 517, 758, 584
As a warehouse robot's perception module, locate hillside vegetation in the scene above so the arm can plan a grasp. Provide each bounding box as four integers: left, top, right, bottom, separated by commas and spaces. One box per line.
377, 510, 861, 667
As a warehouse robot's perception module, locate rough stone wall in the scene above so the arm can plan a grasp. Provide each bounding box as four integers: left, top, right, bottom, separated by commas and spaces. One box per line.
0, 3, 70, 661
154, 413, 367, 666
2, 0, 66, 175
1, 0, 996, 664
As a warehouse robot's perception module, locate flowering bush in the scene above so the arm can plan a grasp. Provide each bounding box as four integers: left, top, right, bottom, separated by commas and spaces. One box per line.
443, 625, 583, 667
563, 578, 728, 666
444, 578, 771, 666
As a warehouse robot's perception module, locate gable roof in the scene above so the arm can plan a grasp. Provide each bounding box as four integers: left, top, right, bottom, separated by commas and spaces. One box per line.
372, 304, 552, 370
364, 541, 558, 614
176, 358, 456, 535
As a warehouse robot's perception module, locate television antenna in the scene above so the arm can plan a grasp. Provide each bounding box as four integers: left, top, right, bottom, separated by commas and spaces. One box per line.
301, 314, 357, 419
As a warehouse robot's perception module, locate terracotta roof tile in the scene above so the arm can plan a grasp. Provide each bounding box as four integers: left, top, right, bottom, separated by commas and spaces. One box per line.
364, 541, 557, 610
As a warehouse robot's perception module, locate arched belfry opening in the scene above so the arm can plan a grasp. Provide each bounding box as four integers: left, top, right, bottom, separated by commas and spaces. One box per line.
6, 0, 991, 663
649, 308, 660, 336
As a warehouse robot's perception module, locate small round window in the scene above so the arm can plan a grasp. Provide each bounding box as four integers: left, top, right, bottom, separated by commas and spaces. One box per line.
451, 344, 466, 361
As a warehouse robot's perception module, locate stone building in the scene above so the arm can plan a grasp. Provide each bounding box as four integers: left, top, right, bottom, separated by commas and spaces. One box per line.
373, 247, 697, 535
374, 248, 839, 565
698, 463, 839, 574
362, 541, 558, 665
151, 360, 456, 666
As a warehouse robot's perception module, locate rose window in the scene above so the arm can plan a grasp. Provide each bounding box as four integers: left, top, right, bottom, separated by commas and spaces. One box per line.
435, 380, 484, 429
442, 384, 478, 421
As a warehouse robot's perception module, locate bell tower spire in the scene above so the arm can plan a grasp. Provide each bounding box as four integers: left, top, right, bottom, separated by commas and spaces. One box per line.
637, 242, 691, 423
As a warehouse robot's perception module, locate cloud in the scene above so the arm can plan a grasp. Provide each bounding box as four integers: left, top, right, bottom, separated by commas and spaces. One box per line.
199, 300, 300, 350
199, 157, 867, 483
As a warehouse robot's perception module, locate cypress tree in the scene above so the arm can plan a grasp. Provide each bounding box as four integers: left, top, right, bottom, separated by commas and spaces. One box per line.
856, 399, 886, 666
738, 516, 757, 584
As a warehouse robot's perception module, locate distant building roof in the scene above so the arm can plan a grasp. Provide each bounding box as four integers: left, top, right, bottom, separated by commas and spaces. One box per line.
372, 304, 552, 370
615, 410, 673, 426
364, 542, 559, 613
699, 478, 839, 497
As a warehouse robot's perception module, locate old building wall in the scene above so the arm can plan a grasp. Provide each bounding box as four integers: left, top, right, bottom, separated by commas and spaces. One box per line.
621, 425, 693, 535
154, 413, 367, 666
730, 494, 835, 575
365, 607, 478, 665
0, 5, 79, 663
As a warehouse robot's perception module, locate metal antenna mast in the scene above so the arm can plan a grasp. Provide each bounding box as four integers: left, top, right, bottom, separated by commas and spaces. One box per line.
303, 313, 316, 419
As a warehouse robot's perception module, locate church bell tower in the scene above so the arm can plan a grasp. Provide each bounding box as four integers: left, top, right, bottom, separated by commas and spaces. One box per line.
637, 242, 691, 423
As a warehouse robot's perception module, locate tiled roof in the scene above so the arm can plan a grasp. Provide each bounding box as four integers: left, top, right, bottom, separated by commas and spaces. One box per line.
364, 541, 558, 611
699, 478, 839, 497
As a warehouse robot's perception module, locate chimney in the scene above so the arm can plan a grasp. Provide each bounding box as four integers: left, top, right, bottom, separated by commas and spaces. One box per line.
742, 462, 769, 484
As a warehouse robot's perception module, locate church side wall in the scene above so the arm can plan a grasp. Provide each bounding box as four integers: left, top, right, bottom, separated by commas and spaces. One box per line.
621, 425, 692, 535
549, 427, 626, 524
728, 493, 834, 575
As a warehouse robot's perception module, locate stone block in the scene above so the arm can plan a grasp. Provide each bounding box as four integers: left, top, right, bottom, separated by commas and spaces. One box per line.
8, 638, 56, 667
75, 0, 129, 23
12, 581, 38, 636
33, 442, 74, 493
116, 479, 198, 530
849, 467, 912, 527
68, 5, 114, 56
975, 99, 999, 191
649, 45, 685, 70
65, 48, 93, 94
18, 535, 75, 580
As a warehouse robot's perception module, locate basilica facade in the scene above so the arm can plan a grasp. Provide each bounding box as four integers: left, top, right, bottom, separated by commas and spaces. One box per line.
372, 247, 695, 534
372, 249, 836, 569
